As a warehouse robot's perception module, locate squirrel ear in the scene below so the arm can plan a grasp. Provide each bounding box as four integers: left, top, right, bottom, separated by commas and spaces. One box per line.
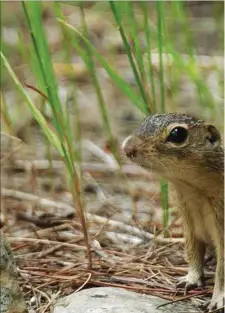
205, 124, 221, 145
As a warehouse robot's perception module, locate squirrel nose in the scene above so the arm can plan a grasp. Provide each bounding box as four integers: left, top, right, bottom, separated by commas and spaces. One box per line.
122, 136, 137, 158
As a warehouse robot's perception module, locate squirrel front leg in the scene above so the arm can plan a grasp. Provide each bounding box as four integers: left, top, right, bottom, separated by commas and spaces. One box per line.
207, 253, 225, 311
207, 215, 224, 311
177, 221, 206, 294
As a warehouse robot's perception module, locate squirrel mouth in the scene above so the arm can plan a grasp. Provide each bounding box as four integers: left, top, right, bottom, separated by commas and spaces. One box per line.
122, 136, 138, 159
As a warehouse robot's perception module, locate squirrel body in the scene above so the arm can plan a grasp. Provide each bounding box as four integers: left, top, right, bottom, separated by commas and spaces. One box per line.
122, 113, 224, 312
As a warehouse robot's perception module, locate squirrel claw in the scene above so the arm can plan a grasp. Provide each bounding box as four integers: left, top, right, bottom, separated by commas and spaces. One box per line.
176, 275, 204, 295
203, 291, 225, 313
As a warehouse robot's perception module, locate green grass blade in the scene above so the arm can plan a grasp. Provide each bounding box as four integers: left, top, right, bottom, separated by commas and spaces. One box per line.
22, 2, 63, 122
172, 1, 195, 57
22, 1, 75, 175
161, 180, 169, 228
157, 1, 166, 113
109, 1, 150, 113
21, 2, 92, 267
79, 4, 117, 157
156, 2, 169, 229
0, 51, 64, 156
124, 3, 147, 84
141, 2, 157, 113
57, 18, 148, 115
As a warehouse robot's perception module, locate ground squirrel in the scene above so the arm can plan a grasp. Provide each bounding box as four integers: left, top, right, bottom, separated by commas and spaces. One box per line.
122, 113, 224, 312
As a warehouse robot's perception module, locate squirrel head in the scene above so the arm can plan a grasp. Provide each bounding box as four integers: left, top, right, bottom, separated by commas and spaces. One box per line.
122, 113, 223, 185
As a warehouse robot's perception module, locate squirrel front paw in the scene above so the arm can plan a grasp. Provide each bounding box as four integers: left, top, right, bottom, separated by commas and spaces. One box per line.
204, 290, 224, 313
176, 272, 204, 295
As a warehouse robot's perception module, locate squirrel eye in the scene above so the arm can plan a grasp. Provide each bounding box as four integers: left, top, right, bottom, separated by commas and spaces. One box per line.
166, 127, 188, 144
